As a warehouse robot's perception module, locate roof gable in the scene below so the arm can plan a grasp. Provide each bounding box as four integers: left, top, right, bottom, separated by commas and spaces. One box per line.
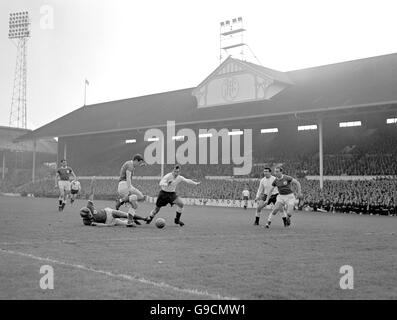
192, 57, 292, 108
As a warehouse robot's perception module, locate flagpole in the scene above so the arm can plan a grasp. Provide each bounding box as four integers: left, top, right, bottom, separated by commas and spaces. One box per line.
84, 79, 87, 106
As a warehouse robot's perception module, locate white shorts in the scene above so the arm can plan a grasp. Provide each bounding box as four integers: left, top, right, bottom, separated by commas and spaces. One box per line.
117, 181, 143, 199
58, 180, 71, 193
104, 207, 115, 225
276, 193, 296, 207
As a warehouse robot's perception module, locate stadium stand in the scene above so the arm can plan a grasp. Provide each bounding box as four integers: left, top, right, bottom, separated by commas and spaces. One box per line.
10, 54, 397, 215
0, 126, 57, 193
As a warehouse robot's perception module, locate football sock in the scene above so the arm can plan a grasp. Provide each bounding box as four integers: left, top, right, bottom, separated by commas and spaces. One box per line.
175, 211, 182, 222
255, 217, 260, 224
128, 207, 136, 217
149, 209, 158, 218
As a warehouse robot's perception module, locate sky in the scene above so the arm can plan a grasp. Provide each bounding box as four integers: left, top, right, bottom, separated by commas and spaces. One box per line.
1, 0, 397, 130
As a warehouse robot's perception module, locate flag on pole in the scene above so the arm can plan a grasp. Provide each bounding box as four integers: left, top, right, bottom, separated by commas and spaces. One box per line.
84, 79, 89, 106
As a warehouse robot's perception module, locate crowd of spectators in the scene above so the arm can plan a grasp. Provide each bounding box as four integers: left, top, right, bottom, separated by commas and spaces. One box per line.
71, 152, 397, 179
300, 178, 397, 215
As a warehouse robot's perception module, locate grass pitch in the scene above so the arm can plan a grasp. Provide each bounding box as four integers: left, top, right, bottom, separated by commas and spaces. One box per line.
0, 195, 396, 300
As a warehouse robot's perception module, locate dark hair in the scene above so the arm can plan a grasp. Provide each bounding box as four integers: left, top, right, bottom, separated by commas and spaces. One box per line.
263, 167, 272, 172
61, 159, 66, 163
275, 166, 283, 172
133, 154, 144, 162
174, 164, 181, 170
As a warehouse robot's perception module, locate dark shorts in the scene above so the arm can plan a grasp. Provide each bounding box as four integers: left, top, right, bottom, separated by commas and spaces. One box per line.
261, 194, 278, 205
156, 190, 178, 208
71, 189, 79, 195
243, 196, 249, 201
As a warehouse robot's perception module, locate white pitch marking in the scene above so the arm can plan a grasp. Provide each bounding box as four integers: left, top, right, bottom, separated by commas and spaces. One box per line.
0, 248, 238, 300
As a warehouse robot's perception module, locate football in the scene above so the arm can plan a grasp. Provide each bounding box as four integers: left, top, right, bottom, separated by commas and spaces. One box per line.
155, 218, 166, 229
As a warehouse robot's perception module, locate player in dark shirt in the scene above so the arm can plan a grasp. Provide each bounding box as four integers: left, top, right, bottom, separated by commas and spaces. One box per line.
263, 167, 302, 228
115, 154, 148, 223
79, 177, 147, 227
55, 159, 76, 212
79, 202, 134, 227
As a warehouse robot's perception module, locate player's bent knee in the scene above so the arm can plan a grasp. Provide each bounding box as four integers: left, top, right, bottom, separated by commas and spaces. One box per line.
125, 201, 137, 210
272, 204, 283, 214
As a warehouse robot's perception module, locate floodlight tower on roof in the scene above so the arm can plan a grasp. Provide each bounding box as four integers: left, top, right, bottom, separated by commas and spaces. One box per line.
219, 17, 246, 63
8, 11, 30, 129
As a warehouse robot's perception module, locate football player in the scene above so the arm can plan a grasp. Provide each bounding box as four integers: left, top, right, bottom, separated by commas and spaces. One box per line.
70, 178, 81, 204
145, 164, 200, 226
263, 167, 303, 228
116, 154, 148, 224
83, 176, 148, 226
241, 184, 250, 210
254, 167, 279, 225
79, 202, 135, 227
55, 159, 76, 211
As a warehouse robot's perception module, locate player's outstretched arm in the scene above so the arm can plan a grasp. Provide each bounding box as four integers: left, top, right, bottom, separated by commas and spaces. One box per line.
71, 169, 77, 181
182, 177, 200, 186
54, 172, 59, 188
91, 222, 115, 227
126, 170, 133, 189
88, 176, 96, 201
292, 179, 303, 198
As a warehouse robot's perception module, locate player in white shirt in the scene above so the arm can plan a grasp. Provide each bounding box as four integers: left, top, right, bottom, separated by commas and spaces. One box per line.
241, 185, 250, 210
70, 178, 81, 204
254, 167, 279, 225
145, 165, 200, 226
